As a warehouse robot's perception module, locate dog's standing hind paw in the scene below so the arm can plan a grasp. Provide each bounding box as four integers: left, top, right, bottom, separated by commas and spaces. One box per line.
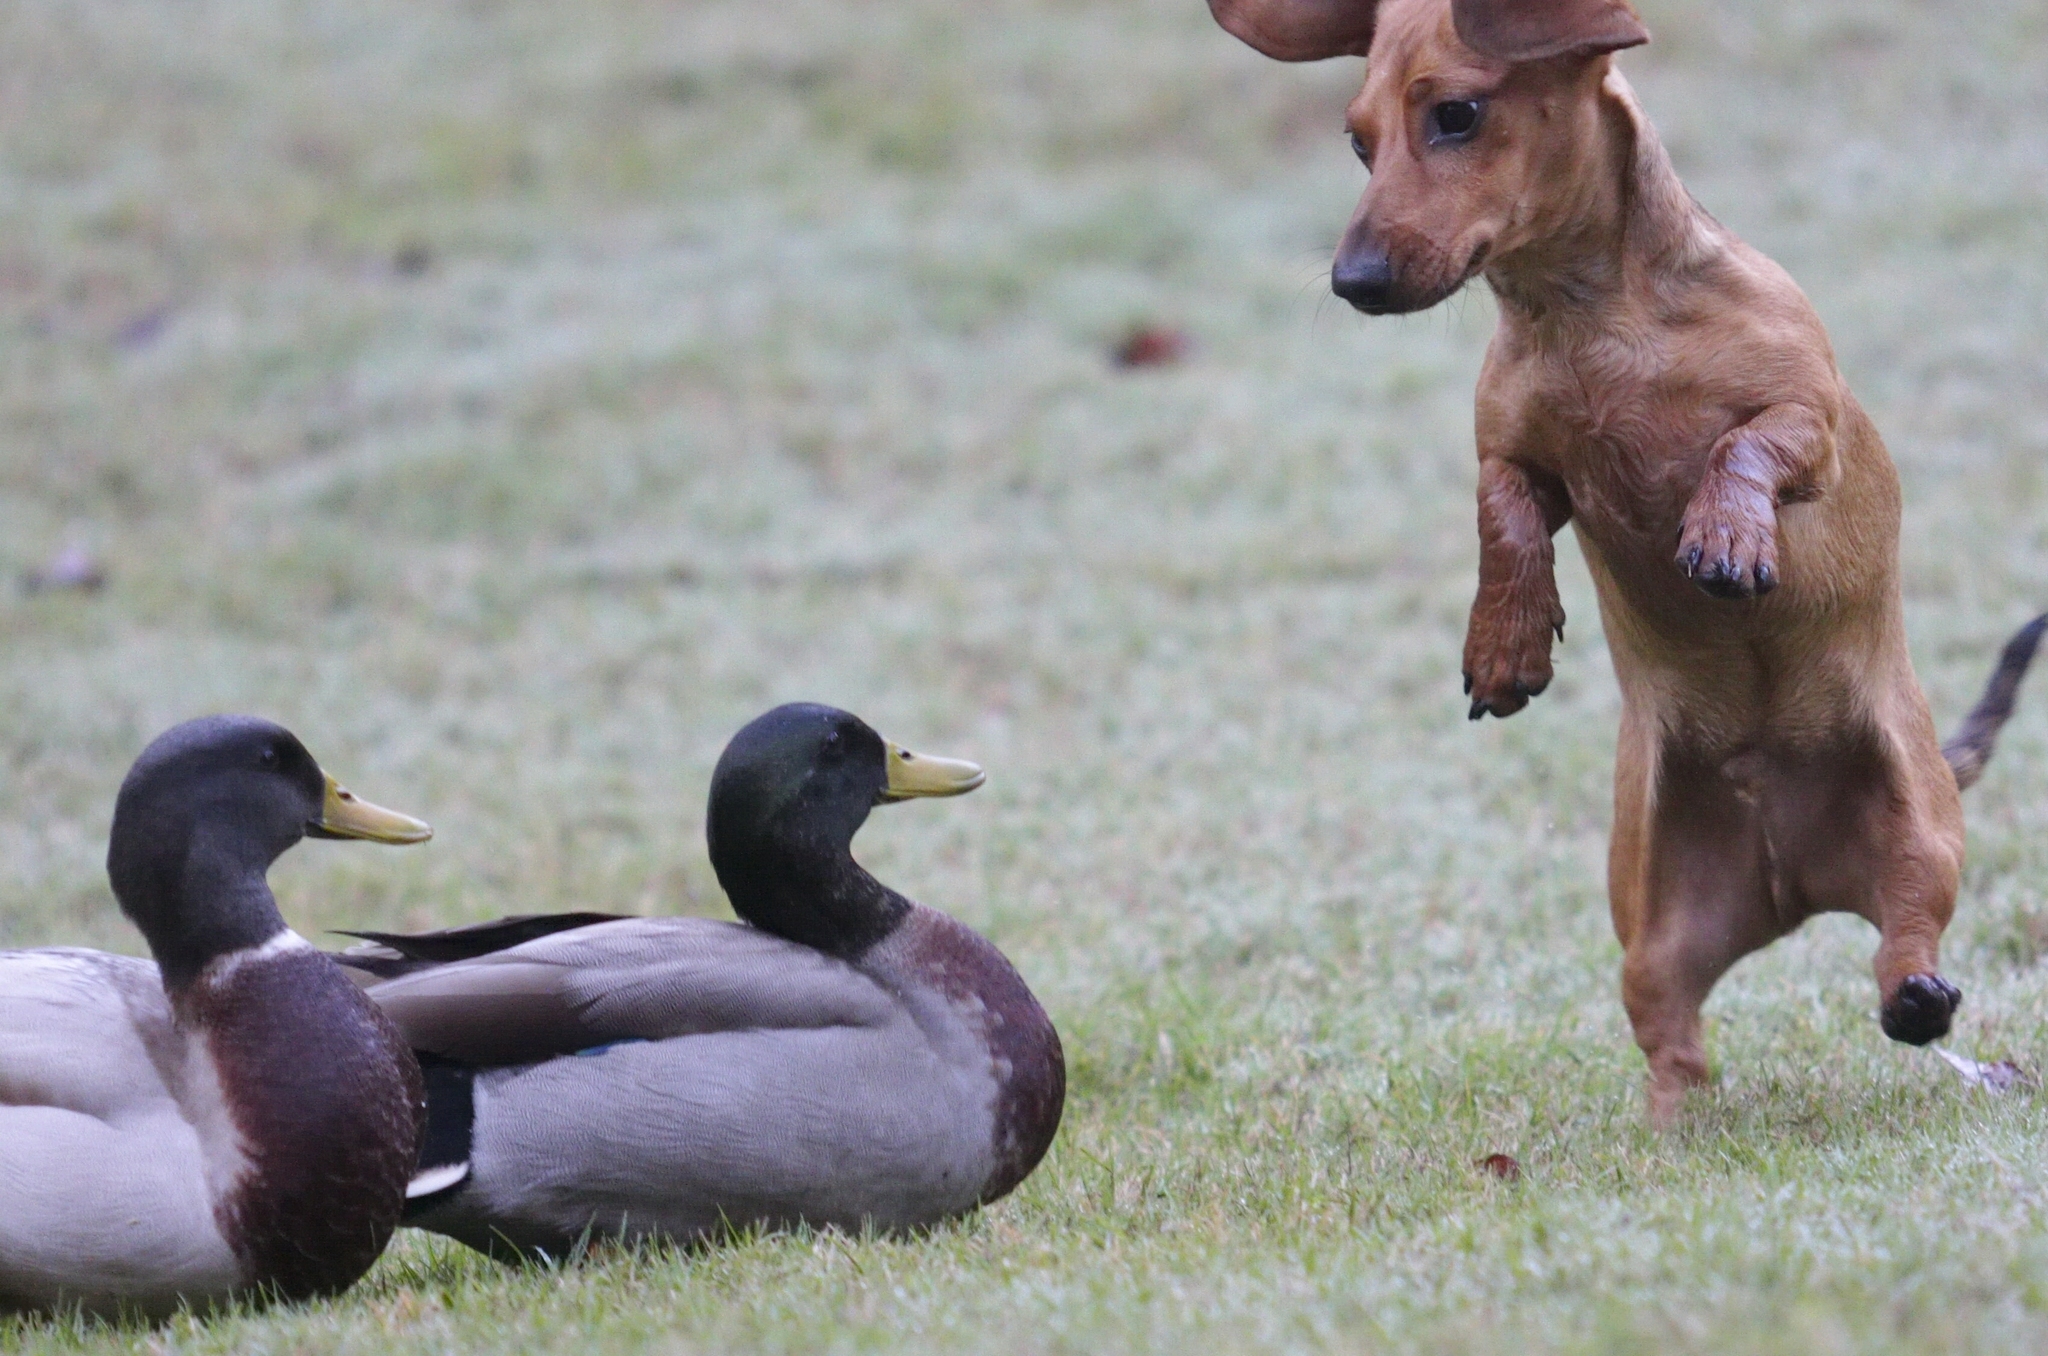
1881, 973, 1962, 1045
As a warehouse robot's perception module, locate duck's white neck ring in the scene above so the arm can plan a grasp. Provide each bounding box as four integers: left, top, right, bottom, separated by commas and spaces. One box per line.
197, 928, 316, 988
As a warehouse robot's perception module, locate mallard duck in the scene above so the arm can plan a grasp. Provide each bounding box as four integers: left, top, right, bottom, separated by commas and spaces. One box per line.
339, 702, 1064, 1258
0, 716, 432, 1319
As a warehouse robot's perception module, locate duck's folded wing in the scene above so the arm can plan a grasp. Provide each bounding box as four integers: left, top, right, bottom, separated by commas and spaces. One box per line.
361, 918, 902, 1067
0, 950, 174, 1117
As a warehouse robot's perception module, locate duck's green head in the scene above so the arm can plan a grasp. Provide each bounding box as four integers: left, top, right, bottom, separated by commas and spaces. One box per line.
108, 715, 432, 988
706, 703, 983, 952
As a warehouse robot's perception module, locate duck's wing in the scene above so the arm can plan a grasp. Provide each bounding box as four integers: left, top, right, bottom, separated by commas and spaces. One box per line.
357, 917, 901, 1067
0, 950, 244, 1315
0, 949, 175, 1117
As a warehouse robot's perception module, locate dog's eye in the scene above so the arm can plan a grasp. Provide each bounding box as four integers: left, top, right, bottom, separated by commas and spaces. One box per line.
1348, 131, 1371, 168
1428, 99, 1484, 144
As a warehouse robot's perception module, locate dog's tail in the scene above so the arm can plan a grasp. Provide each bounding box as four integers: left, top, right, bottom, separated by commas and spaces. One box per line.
1943, 614, 2048, 791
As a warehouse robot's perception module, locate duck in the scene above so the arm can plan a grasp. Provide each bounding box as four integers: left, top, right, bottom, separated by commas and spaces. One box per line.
0, 716, 432, 1319
338, 702, 1065, 1258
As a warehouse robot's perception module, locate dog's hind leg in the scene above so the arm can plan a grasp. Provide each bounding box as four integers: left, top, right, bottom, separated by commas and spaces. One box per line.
1848, 614, 2048, 1041
1755, 720, 1967, 1046
1704, 700, 1963, 1047
1612, 725, 1784, 1128
1866, 820, 1965, 1048
1859, 749, 1966, 1044
1852, 614, 2047, 1040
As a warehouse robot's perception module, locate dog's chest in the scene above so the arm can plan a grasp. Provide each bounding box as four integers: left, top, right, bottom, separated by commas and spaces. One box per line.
1512, 343, 1743, 553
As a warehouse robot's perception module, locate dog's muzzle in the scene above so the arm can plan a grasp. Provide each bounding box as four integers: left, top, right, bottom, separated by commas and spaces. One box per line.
1333, 240, 1472, 316
1332, 247, 1397, 314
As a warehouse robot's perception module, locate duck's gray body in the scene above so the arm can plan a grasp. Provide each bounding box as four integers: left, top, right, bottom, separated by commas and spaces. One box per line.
365, 907, 1061, 1256
1, 933, 422, 1318
0, 949, 243, 1316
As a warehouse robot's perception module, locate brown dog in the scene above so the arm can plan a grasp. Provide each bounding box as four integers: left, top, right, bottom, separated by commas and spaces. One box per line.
1209, 0, 2043, 1124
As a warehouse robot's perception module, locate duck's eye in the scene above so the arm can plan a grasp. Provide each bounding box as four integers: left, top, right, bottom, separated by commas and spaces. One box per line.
820, 730, 844, 761
258, 746, 280, 768
1428, 99, 1484, 144
1349, 130, 1370, 167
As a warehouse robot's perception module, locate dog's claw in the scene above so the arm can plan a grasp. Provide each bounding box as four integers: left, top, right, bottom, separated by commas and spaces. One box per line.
1676, 483, 1779, 602
1467, 678, 1544, 721
1463, 602, 1558, 723
1686, 547, 1771, 600
1705, 575, 1752, 600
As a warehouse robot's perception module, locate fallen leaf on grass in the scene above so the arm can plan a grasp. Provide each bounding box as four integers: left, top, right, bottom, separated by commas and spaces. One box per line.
1112, 324, 1191, 369
1476, 1153, 1521, 1181
1933, 1046, 2035, 1092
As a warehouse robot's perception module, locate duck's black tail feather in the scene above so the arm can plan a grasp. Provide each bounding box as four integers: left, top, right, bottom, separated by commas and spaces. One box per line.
1943, 614, 2048, 791
403, 1054, 476, 1219
336, 911, 634, 980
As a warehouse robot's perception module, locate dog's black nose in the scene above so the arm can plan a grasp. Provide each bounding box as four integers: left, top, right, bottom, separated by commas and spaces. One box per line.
1332, 249, 1395, 313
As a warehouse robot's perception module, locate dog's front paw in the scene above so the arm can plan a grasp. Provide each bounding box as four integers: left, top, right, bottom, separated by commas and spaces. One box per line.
1881, 973, 1962, 1045
1675, 480, 1779, 599
1462, 612, 1561, 720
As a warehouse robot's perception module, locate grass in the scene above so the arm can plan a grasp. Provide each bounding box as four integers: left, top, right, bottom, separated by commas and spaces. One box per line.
4, 0, 2048, 1349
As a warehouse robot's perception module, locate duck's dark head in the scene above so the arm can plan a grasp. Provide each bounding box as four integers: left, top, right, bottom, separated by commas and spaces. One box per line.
706, 703, 983, 955
109, 715, 432, 989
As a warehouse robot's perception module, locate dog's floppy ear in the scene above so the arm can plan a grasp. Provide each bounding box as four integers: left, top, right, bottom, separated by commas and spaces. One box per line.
1452, 0, 1649, 62
1207, 0, 1381, 62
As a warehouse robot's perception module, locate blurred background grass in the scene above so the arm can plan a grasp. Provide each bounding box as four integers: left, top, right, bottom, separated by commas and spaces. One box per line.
5, 0, 2048, 1351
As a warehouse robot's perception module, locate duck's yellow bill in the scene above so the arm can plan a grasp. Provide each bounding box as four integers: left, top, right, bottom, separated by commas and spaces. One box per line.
878, 740, 985, 802
310, 773, 434, 844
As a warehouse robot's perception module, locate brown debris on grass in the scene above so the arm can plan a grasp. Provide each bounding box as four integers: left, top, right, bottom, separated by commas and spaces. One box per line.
1112, 324, 1191, 369
1475, 1153, 1521, 1181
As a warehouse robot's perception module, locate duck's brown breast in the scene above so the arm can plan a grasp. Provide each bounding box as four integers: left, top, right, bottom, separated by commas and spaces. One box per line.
177, 942, 424, 1301
889, 908, 1064, 1205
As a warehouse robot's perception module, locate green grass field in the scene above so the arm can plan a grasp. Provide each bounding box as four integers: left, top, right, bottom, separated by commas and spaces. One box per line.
5, 0, 2048, 1349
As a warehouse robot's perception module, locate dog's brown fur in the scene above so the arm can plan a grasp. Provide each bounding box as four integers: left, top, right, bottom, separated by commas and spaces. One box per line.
1210, 0, 2042, 1124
